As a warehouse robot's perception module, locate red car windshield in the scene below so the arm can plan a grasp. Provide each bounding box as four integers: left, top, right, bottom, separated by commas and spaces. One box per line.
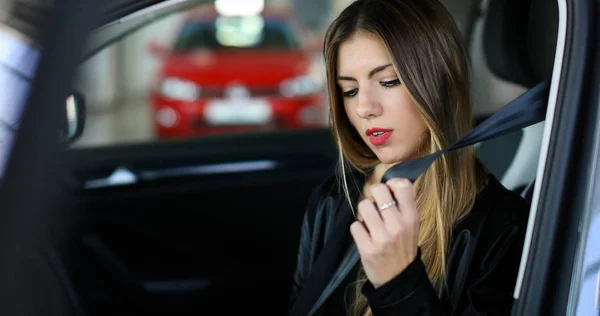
173, 16, 301, 51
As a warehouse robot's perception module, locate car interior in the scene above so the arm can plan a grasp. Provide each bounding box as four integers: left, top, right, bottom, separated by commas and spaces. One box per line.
23, 0, 560, 315
474, 0, 557, 201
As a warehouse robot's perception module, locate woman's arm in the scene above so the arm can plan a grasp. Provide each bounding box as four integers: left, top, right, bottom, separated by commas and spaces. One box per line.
361, 222, 525, 316
289, 210, 314, 310
361, 251, 443, 315
288, 177, 336, 312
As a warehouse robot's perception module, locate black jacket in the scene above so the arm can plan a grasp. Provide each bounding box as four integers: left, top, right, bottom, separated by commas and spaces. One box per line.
288, 172, 530, 316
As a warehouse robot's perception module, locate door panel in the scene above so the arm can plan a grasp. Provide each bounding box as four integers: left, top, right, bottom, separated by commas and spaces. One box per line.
58, 128, 337, 315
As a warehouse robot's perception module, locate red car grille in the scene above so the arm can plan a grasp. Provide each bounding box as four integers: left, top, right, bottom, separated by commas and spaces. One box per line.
201, 86, 281, 98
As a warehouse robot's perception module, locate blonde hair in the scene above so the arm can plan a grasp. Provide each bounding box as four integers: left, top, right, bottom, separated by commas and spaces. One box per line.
323, 0, 481, 314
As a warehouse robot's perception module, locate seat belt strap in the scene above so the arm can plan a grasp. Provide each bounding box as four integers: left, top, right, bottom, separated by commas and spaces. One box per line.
382, 80, 550, 183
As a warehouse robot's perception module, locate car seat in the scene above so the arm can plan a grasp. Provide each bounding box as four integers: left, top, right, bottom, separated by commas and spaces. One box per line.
475, 0, 558, 201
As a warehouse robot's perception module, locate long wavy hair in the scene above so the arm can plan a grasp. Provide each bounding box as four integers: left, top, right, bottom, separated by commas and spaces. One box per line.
323, 0, 482, 314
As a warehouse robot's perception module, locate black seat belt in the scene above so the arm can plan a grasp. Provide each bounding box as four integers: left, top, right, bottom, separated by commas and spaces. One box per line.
382, 80, 550, 183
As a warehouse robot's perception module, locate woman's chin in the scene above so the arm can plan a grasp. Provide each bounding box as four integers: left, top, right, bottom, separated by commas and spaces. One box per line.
375, 151, 413, 166
375, 155, 403, 166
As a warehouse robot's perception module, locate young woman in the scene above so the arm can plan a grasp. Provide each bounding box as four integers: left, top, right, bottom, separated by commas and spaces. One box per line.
288, 0, 530, 315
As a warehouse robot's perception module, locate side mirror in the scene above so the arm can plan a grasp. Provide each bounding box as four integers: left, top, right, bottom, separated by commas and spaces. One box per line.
59, 91, 86, 145
147, 40, 169, 58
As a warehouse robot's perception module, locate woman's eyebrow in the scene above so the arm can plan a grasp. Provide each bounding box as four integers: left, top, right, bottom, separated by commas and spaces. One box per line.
337, 63, 393, 81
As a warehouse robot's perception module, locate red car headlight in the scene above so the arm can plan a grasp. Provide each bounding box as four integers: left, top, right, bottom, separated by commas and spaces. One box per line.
155, 107, 179, 128
159, 77, 202, 102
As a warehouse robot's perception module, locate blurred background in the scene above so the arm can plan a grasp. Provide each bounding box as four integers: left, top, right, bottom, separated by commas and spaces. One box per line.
72, 0, 526, 148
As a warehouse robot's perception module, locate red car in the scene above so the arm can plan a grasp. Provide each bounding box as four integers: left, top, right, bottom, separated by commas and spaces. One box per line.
148, 5, 326, 139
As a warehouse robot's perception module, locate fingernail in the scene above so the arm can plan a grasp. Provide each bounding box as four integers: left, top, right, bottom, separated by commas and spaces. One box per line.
389, 178, 410, 188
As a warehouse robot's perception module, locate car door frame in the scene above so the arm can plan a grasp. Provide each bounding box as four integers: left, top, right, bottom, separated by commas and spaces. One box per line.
510, 0, 600, 315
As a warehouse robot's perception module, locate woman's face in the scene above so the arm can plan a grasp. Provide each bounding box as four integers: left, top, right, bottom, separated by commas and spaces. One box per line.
337, 32, 428, 165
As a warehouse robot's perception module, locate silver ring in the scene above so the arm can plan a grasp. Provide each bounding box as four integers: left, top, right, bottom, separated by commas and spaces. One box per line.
379, 200, 397, 211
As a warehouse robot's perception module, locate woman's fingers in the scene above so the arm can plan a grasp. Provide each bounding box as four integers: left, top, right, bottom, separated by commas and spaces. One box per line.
353, 179, 418, 250
350, 220, 373, 252
370, 183, 402, 230
352, 178, 421, 289
357, 199, 386, 242
386, 178, 419, 229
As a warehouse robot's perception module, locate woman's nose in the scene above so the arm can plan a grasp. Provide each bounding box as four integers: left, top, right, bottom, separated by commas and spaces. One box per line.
355, 89, 382, 118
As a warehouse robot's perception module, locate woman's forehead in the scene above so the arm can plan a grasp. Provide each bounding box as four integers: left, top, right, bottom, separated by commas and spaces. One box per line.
337, 33, 394, 75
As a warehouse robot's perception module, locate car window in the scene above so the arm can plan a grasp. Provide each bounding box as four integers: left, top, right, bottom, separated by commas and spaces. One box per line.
71, 2, 328, 148
70, 0, 477, 149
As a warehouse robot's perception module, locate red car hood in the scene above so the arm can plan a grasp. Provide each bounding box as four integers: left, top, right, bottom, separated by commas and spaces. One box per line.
158, 50, 312, 87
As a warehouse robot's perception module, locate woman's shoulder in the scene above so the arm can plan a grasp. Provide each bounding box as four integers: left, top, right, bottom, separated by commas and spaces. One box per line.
303, 173, 340, 215
478, 174, 531, 221
305, 174, 342, 211
303, 171, 363, 223
454, 173, 531, 243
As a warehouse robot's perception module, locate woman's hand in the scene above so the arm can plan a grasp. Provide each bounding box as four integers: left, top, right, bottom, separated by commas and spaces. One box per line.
350, 178, 420, 288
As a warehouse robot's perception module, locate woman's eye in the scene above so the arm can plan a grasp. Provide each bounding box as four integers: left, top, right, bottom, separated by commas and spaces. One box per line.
342, 88, 358, 98
381, 79, 401, 88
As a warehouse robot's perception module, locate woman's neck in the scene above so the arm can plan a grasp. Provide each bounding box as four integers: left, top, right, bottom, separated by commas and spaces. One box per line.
362, 163, 391, 200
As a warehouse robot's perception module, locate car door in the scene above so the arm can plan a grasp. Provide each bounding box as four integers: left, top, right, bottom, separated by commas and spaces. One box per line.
56, 1, 338, 315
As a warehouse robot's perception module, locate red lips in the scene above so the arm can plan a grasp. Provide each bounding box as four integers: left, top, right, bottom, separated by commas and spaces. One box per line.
366, 128, 393, 146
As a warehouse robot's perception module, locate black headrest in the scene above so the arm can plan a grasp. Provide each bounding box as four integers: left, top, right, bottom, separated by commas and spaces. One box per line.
484, 0, 559, 87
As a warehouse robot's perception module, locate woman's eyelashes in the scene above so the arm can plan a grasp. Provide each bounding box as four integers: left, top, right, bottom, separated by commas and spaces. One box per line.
342, 88, 358, 98
381, 78, 401, 88
341, 79, 401, 98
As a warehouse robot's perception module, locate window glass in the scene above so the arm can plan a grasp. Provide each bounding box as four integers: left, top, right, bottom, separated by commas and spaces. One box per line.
71, 1, 329, 148
69, 0, 475, 148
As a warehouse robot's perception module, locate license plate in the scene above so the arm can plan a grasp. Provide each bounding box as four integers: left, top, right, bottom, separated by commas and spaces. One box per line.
205, 99, 272, 125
